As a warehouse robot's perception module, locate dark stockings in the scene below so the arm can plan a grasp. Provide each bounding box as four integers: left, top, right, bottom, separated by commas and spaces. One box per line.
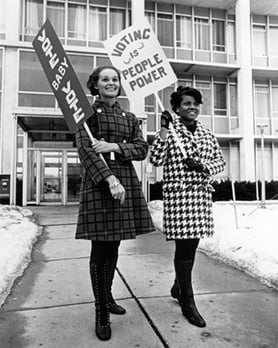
172, 238, 206, 327
89, 241, 120, 341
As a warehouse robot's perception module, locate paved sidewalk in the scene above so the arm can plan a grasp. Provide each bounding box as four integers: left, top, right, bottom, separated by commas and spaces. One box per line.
0, 206, 277, 348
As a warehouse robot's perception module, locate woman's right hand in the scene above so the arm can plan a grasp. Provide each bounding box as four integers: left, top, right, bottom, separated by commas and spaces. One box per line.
106, 175, 126, 205
159, 110, 173, 139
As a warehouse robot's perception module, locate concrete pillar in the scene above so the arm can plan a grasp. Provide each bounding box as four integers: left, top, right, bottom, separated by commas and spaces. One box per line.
6, 0, 21, 42
130, 0, 145, 116
236, 0, 255, 181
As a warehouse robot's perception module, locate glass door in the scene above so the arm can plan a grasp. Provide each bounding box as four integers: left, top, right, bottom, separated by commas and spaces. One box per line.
67, 151, 82, 203
41, 151, 63, 203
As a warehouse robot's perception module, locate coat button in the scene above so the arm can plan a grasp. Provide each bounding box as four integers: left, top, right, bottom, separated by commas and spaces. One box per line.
123, 140, 127, 143
96, 108, 102, 113
122, 112, 126, 117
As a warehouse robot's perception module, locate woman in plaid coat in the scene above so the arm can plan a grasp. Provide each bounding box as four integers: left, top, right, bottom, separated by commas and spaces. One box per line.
150, 86, 225, 328
75, 66, 155, 341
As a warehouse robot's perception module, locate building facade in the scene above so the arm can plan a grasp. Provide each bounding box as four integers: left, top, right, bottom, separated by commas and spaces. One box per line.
0, 0, 278, 205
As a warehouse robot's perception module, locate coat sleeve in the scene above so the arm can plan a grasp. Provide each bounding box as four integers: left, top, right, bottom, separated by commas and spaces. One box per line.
149, 132, 168, 167
75, 123, 113, 185
117, 114, 149, 161
203, 135, 226, 176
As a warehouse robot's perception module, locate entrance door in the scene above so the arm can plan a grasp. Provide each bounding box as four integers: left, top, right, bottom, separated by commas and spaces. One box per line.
41, 151, 63, 203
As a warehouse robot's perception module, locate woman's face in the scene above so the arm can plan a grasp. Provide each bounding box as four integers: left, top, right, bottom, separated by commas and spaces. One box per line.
96, 68, 120, 100
177, 94, 200, 124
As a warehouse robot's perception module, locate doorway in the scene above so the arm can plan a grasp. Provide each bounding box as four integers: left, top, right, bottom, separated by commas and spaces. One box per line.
25, 149, 82, 205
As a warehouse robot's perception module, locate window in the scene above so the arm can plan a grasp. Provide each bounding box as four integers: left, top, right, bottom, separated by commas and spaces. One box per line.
68, 2, 87, 41
157, 13, 173, 47
24, 0, 43, 40
89, 7, 107, 42
227, 21, 235, 54
272, 86, 278, 117
255, 86, 269, 118
145, 12, 155, 31
269, 27, 278, 56
46, 1, 65, 38
19, 51, 55, 108
214, 84, 227, 115
110, 8, 125, 37
176, 16, 192, 49
68, 54, 93, 93
212, 20, 225, 52
196, 81, 211, 115
253, 25, 267, 57
0, 0, 6, 38
195, 18, 209, 50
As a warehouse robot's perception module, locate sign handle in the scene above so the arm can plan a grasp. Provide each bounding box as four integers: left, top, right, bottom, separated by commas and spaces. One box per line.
231, 179, 239, 229
84, 122, 108, 167
154, 92, 188, 160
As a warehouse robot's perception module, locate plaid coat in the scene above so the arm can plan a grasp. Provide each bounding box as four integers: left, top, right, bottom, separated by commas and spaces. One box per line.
150, 118, 225, 240
75, 100, 155, 241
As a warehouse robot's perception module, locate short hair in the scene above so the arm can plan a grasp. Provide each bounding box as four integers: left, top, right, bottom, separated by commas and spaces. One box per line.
86, 65, 122, 97
170, 86, 203, 113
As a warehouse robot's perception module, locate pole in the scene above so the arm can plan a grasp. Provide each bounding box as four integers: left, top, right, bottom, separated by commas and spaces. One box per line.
154, 92, 188, 161
231, 179, 239, 229
257, 124, 267, 208
84, 122, 108, 167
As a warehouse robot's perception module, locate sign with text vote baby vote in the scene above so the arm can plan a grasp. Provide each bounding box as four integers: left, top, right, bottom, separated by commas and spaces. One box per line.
32, 19, 92, 133
103, 19, 177, 99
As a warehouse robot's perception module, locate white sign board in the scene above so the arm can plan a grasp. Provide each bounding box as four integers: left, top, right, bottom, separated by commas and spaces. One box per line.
103, 19, 177, 99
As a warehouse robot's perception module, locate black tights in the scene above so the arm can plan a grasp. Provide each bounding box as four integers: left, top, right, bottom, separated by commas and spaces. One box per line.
90, 241, 120, 266
174, 239, 200, 262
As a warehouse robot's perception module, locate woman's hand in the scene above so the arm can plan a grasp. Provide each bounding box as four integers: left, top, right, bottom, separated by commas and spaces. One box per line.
92, 139, 120, 154
105, 175, 126, 205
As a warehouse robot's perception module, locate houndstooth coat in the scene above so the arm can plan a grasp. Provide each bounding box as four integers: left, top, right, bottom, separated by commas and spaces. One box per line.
150, 118, 226, 240
75, 100, 155, 241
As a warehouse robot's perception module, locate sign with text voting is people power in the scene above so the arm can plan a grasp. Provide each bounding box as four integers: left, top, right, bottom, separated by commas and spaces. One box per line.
32, 19, 92, 133
103, 19, 177, 99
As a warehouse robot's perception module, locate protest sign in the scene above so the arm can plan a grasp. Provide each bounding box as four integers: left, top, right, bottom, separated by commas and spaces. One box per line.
103, 19, 177, 100
32, 19, 92, 133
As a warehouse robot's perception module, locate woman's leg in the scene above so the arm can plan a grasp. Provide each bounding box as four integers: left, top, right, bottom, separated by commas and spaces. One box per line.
107, 241, 126, 315
89, 241, 121, 341
173, 239, 206, 327
171, 239, 200, 298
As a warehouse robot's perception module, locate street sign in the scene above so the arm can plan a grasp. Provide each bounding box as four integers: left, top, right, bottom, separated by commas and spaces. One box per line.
32, 19, 92, 133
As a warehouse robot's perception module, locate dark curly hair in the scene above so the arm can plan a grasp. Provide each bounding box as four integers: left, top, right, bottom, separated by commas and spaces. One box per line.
86, 65, 122, 97
170, 86, 203, 113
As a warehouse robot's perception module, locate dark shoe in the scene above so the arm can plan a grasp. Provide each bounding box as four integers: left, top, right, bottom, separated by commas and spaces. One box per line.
90, 262, 112, 341
174, 260, 206, 328
180, 298, 206, 327
95, 308, 112, 340
170, 279, 180, 299
109, 301, 126, 315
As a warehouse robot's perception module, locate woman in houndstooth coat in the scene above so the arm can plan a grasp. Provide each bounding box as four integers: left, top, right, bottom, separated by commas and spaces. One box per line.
150, 86, 225, 328
75, 66, 155, 341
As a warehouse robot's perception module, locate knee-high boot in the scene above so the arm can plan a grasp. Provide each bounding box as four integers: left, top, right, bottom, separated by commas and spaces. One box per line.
90, 261, 111, 341
108, 255, 126, 315
174, 260, 206, 328
170, 261, 194, 299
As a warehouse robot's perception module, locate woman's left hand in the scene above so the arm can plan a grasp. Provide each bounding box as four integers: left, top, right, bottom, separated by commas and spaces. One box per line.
92, 139, 117, 154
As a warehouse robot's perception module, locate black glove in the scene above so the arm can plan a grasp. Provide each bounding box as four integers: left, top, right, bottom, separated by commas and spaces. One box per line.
184, 158, 206, 173
160, 110, 173, 129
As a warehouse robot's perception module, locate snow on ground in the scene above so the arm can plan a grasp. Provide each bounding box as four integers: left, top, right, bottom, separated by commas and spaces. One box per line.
149, 200, 278, 290
0, 204, 42, 307
0, 200, 277, 308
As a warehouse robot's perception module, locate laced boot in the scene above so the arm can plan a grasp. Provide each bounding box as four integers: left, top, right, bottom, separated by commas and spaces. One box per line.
108, 255, 126, 315
90, 262, 112, 341
174, 260, 206, 328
